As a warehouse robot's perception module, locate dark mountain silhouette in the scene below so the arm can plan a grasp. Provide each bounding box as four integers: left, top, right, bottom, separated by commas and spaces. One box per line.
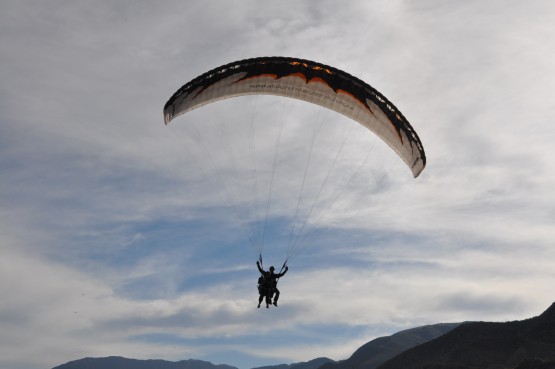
377, 302, 555, 369
52, 356, 239, 369
319, 323, 460, 369
515, 358, 555, 369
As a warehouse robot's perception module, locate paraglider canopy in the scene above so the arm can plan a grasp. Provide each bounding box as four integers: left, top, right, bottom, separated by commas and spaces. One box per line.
164, 56, 426, 177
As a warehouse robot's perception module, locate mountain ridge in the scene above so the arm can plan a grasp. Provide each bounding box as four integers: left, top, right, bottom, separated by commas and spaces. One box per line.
52, 301, 555, 369
319, 323, 461, 369
377, 301, 555, 369
51, 323, 459, 369
53, 356, 239, 369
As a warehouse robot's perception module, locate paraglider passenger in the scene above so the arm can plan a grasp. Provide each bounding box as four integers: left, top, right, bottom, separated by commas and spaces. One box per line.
257, 261, 288, 308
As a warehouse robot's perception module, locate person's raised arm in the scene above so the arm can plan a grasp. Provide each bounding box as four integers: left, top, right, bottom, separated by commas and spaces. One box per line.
256, 261, 265, 274
276, 266, 288, 278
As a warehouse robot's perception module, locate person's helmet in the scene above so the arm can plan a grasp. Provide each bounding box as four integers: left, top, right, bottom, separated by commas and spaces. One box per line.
269, 266, 275, 272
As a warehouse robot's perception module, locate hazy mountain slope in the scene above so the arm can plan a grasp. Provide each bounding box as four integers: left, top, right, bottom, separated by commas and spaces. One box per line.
253, 357, 335, 369
319, 323, 460, 369
52, 356, 239, 369
53, 356, 335, 369
378, 302, 555, 369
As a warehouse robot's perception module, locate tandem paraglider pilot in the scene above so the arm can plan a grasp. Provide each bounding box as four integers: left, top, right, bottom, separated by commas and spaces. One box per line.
257, 260, 288, 309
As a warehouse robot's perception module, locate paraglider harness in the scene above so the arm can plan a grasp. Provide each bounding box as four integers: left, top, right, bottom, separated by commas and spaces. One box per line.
257, 255, 287, 297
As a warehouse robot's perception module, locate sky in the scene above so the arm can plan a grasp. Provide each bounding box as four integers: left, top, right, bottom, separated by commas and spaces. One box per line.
1, 1, 555, 369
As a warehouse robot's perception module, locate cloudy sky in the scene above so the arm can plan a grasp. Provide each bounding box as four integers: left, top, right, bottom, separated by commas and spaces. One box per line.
2, 1, 555, 369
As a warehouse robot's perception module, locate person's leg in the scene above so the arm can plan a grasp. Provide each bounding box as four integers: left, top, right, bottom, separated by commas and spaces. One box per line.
263, 289, 272, 307
273, 288, 280, 306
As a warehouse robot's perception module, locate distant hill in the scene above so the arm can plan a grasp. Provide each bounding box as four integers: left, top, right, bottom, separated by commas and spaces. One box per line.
253, 357, 335, 369
50, 325, 457, 369
53, 301, 555, 369
319, 323, 460, 369
377, 302, 555, 369
53, 356, 335, 369
52, 356, 239, 369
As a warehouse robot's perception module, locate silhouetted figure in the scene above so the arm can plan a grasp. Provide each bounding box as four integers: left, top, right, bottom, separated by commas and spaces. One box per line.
256, 261, 288, 308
